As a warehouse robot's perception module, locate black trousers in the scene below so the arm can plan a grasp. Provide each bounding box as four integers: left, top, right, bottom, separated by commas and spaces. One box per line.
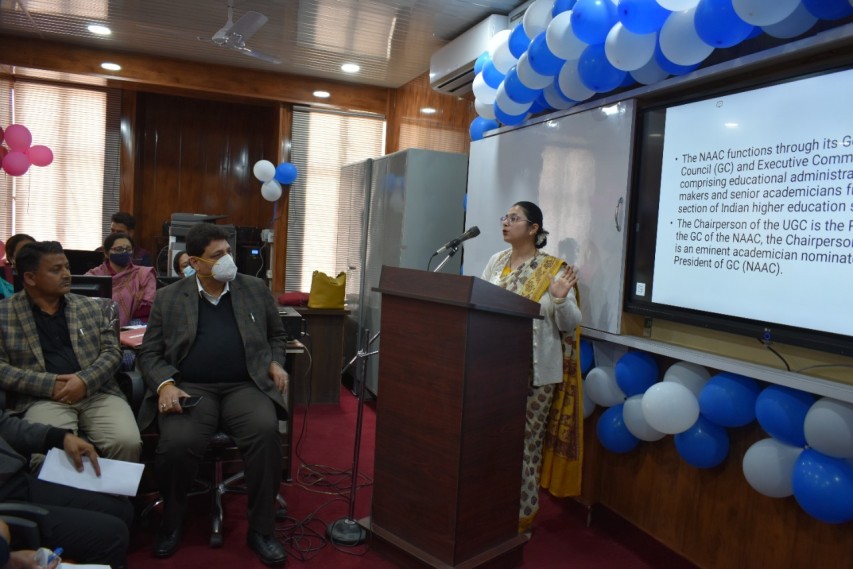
0, 472, 133, 568
155, 382, 282, 535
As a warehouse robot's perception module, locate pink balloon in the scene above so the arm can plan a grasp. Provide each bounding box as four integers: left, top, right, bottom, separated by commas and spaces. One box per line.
4, 125, 32, 151
27, 145, 53, 167
0, 126, 4, 146
0, 147, 7, 161
2, 151, 31, 176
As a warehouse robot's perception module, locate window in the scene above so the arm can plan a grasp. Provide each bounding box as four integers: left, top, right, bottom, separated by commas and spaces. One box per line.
0, 77, 120, 251
286, 108, 385, 291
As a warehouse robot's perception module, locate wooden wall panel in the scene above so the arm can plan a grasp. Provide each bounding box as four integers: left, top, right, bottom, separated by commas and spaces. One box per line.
579, 411, 851, 568
134, 92, 280, 266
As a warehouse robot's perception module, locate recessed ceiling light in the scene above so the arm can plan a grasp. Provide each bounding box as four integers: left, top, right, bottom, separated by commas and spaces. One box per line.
421, 107, 437, 115
88, 24, 111, 36
313, 90, 331, 99
341, 63, 360, 73
725, 122, 739, 128
101, 62, 122, 71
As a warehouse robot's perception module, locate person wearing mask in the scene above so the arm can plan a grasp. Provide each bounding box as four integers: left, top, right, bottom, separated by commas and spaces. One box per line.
86, 233, 156, 327
0, 241, 141, 464
172, 251, 194, 278
0, 409, 132, 568
1, 234, 35, 299
480, 201, 582, 534
108, 212, 152, 267
137, 222, 289, 565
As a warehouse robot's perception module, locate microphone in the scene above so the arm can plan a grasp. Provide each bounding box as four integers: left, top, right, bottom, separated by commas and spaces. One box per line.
434, 226, 480, 255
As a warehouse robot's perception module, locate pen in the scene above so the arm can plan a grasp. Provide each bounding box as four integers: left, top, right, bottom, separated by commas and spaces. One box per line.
79, 327, 84, 336
47, 547, 63, 564
251, 312, 255, 323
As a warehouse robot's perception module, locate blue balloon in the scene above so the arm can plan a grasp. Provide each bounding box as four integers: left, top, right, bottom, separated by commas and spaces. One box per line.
578, 43, 628, 93
469, 117, 499, 141
534, 92, 555, 113
802, 0, 853, 20
527, 97, 549, 116
755, 385, 814, 447
615, 351, 658, 397
619, 73, 637, 88
654, 44, 699, 76
481, 60, 505, 89
494, 104, 527, 126
694, 0, 754, 48
745, 25, 763, 40
698, 372, 760, 427
596, 404, 640, 453
274, 162, 298, 185
527, 32, 565, 76
474, 51, 490, 76
579, 338, 595, 376
572, 0, 619, 44
674, 416, 729, 468
508, 24, 531, 59
618, 0, 670, 34
792, 449, 853, 524
553, 0, 578, 16
503, 66, 540, 104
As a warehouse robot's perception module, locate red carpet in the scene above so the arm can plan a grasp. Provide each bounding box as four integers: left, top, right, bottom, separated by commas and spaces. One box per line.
127, 387, 697, 568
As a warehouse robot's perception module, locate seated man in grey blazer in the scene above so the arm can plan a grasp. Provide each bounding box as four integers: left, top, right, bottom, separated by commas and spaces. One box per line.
0, 241, 141, 464
137, 222, 290, 565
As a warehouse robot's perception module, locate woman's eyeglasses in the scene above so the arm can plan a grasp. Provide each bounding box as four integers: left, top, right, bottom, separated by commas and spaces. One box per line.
109, 247, 134, 254
500, 214, 530, 225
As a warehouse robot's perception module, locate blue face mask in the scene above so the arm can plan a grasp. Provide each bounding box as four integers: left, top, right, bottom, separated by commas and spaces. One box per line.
109, 252, 132, 267
183, 265, 196, 278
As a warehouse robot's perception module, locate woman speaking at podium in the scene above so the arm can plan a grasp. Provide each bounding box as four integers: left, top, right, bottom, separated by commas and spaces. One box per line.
481, 201, 582, 534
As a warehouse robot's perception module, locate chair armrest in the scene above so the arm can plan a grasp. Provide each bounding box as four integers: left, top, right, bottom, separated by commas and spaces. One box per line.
116, 369, 146, 415
0, 504, 49, 550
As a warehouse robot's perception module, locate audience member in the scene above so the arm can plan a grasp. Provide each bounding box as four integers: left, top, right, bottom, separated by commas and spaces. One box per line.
137, 222, 289, 565
172, 251, 193, 278
1, 234, 35, 299
0, 241, 141, 463
86, 232, 156, 327
109, 212, 152, 266
0, 409, 132, 568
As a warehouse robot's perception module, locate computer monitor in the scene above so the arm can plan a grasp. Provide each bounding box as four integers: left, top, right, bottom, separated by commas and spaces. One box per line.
69, 275, 112, 299
155, 275, 181, 289
64, 249, 104, 275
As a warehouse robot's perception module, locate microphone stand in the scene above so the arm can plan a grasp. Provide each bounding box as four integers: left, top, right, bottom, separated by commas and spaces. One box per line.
432, 244, 459, 273
328, 328, 379, 546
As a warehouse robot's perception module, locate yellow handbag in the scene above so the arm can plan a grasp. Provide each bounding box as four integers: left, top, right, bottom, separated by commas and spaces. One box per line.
307, 270, 346, 309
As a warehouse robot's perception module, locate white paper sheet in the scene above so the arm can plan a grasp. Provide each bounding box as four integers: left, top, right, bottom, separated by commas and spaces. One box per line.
37, 448, 144, 497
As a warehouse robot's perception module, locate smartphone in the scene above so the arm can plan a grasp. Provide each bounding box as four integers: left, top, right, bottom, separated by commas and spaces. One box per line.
179, 396, 203, 408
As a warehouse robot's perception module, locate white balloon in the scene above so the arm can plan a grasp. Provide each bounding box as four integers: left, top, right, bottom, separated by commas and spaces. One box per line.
732, 0, 800, 26
516, 51, 553, 90
641, 382, 700, 434
490, 31, 517, 75
659, 6, 714, 66
582, 379, 596, 418
495, 81, 534, 115
253, 159, 276, 183
623, 394, 666, 442
545, 11, 588, 61
474, 98, 496, 120
762, 2, 818, 39
804, 397, 853, 459
604, 22, 657, 71
523, 0, 555, 40
630, 56, 670, 85
472, 73, 498, 104
656, 0, 699, 10
488, 29, 511, 59
663, 361, 711, 398
261, 179, 282, 202
557, 60, 595, 102
542, 82, 576, 110
742, 438, 803, 498
585, 366, 626, 407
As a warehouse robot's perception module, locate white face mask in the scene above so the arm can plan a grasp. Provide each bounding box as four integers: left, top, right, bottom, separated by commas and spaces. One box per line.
211, 254, 238, 282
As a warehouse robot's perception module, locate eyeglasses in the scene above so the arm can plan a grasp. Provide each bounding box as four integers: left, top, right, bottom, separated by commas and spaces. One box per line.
500, 214, 530, 225
109, 247, 133, 254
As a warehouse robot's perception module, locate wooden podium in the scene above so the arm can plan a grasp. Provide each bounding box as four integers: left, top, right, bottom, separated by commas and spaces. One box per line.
366, 266, 541, 568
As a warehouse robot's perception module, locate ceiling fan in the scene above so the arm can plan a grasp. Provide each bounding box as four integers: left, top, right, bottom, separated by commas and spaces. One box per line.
198, 0, 281, 64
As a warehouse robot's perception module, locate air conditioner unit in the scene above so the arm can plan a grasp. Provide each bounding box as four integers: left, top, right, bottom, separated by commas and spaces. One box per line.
429, 14, 507, 95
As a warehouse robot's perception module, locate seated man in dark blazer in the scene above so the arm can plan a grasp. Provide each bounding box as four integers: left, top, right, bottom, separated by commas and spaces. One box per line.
0, 408, 133, 568
0, 241, 141, 464
137, 222, 289, 565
